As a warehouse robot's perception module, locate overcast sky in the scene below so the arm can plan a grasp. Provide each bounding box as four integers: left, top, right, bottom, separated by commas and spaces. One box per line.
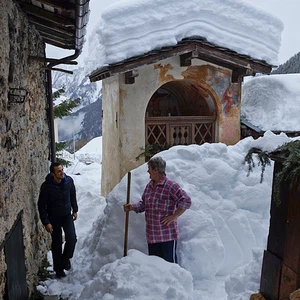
47, 0, 300, 65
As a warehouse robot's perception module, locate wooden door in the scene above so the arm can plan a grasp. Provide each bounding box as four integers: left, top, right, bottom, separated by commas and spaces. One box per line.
4, 214, 27, 300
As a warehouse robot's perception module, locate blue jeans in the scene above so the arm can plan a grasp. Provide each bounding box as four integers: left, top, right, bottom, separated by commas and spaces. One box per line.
50, 214, 77, 273
148, 240, 178, 263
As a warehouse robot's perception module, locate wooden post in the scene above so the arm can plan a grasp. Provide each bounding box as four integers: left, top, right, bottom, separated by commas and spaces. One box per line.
124, 172, 131, 257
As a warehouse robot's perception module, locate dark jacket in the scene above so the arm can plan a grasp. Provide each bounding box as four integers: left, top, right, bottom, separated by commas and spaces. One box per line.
38, 173, 78, 226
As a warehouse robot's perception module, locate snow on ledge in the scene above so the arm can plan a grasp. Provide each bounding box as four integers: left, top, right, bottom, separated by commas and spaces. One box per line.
86, 0, 283, 74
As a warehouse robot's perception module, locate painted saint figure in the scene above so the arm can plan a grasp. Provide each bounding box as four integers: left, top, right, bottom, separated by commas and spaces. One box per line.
221, 87, 237, 116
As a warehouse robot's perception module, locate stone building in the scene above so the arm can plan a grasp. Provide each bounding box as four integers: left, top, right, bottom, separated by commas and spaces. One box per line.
0, 0, 89, 298
88, 0, 282, 196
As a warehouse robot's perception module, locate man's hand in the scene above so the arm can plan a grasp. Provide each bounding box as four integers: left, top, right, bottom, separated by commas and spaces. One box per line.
45, 223, 53, 233
123, 204, 133, 212
73, 212, 78, 220
161, 215, 176, 226
161, 208, 186, 226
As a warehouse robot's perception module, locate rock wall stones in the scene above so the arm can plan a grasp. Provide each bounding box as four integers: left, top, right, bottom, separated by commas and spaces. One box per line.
0, 0, 50, 297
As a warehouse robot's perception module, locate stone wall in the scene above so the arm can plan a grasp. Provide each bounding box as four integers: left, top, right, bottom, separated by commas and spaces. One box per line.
0, 0, 50, 297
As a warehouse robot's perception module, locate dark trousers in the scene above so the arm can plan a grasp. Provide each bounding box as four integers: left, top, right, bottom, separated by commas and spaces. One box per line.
148, 240, 178, 263
50, 214, 77, 273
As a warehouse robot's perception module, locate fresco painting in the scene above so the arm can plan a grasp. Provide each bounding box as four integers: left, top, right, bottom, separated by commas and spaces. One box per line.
221, 83, 239, 117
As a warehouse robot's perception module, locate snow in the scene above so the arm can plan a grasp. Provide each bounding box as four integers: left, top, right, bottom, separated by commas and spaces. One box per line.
85, 0, 283, 74
75, 136, 102, 164
242, 74, 300, 131
37, 132, 300, 299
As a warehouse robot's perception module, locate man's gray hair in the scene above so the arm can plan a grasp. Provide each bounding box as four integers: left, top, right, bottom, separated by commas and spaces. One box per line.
148, 156, 166, 174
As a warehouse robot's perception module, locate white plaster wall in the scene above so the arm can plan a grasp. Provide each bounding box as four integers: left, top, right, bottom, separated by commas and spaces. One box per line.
118, 56, 185, 182
101, 76, 121, 196
102, 56, 186, 195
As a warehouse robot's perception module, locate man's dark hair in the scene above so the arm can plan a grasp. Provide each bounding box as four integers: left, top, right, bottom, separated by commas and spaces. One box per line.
148, 156, 166, 174
50, 162, 62, 173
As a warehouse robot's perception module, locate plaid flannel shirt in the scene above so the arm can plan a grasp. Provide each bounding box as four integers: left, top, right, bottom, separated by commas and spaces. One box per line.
132, 175, 191, 244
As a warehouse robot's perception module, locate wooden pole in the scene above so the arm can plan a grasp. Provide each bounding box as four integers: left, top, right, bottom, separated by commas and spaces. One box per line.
124, 171, 131, 257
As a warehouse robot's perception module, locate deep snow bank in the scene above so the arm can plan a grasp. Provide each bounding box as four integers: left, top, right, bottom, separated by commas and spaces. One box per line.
82, 132, 291, 286
80, 249, 200, 300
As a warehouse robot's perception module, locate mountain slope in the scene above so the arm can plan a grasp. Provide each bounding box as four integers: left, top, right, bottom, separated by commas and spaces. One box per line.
53, 67, 102, 145
272, 52, 300, 74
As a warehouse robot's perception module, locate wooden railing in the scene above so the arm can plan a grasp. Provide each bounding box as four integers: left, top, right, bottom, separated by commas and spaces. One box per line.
145, 116, 216, 147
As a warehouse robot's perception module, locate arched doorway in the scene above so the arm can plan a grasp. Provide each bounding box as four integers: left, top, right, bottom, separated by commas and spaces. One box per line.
145, 80, 217, 149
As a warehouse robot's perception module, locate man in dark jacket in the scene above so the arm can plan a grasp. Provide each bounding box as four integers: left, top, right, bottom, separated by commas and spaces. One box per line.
38, 162, 78, 278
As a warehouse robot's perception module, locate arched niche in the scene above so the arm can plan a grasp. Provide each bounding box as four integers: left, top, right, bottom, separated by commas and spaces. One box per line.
145, 80, 217, 149
146, 80, 216, 117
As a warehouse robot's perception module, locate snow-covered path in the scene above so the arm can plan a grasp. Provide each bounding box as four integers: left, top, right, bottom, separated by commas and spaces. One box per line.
38, 133, 299, 299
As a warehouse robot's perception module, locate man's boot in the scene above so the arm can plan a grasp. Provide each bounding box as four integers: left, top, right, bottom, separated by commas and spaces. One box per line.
63, 258, 71, 271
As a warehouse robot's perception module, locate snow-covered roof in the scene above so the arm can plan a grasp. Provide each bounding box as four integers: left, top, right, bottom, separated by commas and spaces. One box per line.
241, 74, 300, 131
86, 0, 283, 75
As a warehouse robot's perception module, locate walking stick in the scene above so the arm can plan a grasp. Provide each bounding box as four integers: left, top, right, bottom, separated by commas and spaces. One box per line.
124, 171, 131, 257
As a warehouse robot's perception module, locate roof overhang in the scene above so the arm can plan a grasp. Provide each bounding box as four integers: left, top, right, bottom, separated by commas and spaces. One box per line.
17, 0, 90, 53
89, 37, 274, 83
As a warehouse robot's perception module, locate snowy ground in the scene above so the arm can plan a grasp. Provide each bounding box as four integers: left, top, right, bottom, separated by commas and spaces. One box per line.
37, 132, 299, 299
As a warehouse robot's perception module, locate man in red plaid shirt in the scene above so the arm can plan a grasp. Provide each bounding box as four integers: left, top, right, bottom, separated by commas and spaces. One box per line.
124, 156, 191, 263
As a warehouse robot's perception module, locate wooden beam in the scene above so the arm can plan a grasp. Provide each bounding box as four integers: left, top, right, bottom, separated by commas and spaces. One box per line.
29, 56, 78, 65
39, 30, 74, 45
30, 18, 75, 36
125, 72, 135, 84
232, 69, 247, 83
193, 44, 271, 74
232, 65, 257, 83
124, 70, 139, 84
34, 25, 74, 43
34, 0, 76, 11
90, 44, 195, 82
45, 67, 73, 74
180, 50, 199, 67
42, 37, 75, 49
20, 2, 75, 27
90, 42, 272, 82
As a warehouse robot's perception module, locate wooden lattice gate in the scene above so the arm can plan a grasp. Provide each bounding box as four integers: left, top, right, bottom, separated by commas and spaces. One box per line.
146, 116, 216, 147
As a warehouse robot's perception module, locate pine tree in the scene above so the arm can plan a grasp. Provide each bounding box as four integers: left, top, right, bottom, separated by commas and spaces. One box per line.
53, 87, 81, 166
53, 87, 81, 119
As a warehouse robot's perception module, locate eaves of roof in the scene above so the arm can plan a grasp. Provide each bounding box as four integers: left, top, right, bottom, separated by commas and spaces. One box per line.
89, 37, 275, 83
16, 0, 90, 53
241, 119, 263, 132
